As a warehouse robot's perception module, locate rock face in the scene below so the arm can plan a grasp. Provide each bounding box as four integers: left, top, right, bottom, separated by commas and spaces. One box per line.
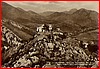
2, 24, 98, 68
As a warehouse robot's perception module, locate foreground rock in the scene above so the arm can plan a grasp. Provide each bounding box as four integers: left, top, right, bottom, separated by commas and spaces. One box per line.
2, 24, 98, 68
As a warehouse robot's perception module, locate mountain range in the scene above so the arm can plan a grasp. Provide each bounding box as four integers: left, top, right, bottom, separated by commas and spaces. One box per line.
2, 2, 98, 41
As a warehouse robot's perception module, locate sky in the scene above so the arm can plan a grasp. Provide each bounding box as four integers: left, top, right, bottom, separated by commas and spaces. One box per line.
4, 1, 99, 13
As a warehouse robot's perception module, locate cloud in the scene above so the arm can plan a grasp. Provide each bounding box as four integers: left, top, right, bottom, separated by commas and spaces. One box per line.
3, 1, 99, 13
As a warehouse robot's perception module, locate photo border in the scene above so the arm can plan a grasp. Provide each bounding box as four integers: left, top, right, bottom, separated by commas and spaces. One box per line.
0, 0, 99, 69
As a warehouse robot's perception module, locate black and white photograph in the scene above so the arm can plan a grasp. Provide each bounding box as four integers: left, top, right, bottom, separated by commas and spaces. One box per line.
2, 1, 99, 68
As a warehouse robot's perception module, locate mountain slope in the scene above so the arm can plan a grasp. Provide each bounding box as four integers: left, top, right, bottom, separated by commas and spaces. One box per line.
39, 11, 55, 16
47, 8, 98, 33
2, 2, 48, 24
2, 2, 98, 34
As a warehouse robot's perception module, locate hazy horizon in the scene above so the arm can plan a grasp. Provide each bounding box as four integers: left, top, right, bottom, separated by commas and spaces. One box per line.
3, 1, 99, 13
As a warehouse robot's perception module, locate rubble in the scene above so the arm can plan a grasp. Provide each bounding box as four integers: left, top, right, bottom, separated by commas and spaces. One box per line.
2, 24, 98, 68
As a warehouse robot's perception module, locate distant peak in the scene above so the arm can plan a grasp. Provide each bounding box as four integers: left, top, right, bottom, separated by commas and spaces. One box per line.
78, 8, 87, 11
28, 10, 37, 14
64, 8, 77, 14
70, 8, 77, 11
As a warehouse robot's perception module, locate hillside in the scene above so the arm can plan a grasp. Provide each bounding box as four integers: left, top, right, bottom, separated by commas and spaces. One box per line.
39, 11, 55, 16
2, 2, 98, 33
2, 2, 49, 24
47, 8, 98, 33
2, 2, 99, 68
